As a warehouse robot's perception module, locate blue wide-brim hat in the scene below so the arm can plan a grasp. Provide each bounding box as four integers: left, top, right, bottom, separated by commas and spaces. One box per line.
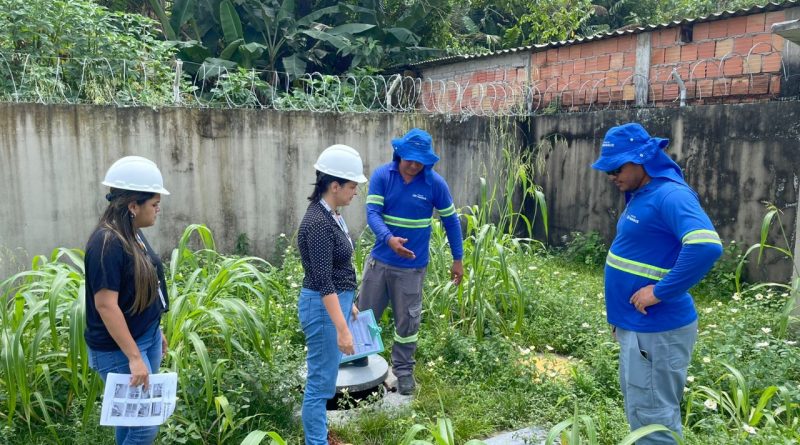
392, 128, 440, 166
591, 123, 669, 171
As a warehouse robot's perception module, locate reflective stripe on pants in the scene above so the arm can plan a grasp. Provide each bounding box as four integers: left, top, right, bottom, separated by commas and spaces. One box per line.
357, 254, 426, 378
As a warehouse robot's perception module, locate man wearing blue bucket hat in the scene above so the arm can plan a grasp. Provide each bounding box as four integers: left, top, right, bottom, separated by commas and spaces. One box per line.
355, 128, 464, 395
592, 123, 723, 444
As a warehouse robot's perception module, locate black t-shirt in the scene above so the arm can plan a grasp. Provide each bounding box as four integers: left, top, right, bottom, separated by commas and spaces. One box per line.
83, 227, 169, 351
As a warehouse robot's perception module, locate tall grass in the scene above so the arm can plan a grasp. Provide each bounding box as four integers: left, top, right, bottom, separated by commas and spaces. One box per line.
735, 203, 799, 337
0, 225, 292, 443
427, 145, 547, 340
0, 247, 94, 441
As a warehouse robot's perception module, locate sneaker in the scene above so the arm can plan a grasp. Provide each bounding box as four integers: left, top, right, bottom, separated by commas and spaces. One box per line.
397, 375, 416, 395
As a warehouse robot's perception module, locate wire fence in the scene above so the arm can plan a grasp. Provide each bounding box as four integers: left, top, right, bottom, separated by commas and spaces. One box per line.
0, 45, 795, 116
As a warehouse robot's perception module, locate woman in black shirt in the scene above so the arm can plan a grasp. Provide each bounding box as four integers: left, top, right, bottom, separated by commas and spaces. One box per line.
297, 144, 367, 445
84, 156, 170, 445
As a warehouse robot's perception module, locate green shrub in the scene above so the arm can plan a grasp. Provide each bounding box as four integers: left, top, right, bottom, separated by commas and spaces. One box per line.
562, 231, 608, 267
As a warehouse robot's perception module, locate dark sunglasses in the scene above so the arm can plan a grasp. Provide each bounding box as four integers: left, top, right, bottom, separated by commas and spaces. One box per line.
605, 166, 623, 176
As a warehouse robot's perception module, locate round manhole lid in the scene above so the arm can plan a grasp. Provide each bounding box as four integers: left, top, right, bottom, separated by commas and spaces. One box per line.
336, 355, 389, 392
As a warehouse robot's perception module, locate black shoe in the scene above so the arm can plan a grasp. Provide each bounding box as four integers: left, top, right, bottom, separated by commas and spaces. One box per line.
397, 375, 416, 395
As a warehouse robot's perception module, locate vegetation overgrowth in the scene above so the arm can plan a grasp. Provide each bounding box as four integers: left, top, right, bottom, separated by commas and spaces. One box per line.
1, 141, 798, 444
0, 0, 781, 108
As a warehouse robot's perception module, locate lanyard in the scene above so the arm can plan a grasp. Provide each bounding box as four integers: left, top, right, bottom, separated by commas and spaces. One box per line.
136, 232, 167, 309
319, 200, 354, 250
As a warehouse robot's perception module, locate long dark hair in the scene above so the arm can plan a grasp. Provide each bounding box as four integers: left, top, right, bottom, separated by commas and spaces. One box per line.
96, 188, 158, 315
307, 171, 349, 202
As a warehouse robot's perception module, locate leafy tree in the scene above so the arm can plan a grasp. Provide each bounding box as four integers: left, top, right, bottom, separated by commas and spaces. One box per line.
144, 0, 435, 75
0, 0, 177, 104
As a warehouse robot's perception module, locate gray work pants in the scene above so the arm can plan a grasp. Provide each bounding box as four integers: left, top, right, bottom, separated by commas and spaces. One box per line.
357, 254, 426, 378
616, 320, 698, 445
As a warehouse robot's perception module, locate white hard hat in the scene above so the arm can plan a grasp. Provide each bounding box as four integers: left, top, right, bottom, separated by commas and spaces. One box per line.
313, 144, 368, 183
102, 156, 170, 195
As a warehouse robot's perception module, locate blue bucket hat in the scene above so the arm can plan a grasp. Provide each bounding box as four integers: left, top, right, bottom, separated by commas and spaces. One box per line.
392, 128, 440, 166
591, 123, 669, 172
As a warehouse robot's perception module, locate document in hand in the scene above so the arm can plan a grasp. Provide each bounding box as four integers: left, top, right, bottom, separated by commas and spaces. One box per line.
100, 372, 178, 427
340, 309, 384, 363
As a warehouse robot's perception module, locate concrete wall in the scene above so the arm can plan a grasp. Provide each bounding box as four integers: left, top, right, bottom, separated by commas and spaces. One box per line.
532, 101, 800, 282
0, 104, 504, 278
2, 102, 798, 285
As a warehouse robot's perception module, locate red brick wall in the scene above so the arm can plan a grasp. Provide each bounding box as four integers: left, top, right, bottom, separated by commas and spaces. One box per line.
531, 34, 637, 109
418, 10, 789, 113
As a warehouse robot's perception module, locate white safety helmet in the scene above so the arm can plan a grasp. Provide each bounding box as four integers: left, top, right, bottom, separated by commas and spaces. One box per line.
313, 144, 368, 183
102, 156, 170, 195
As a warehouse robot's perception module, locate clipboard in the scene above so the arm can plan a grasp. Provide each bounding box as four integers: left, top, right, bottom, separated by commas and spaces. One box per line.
340, 309, 384, 363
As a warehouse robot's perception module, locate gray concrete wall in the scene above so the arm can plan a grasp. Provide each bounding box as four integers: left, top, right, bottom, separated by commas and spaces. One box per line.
0, 104, 504, 278
532, 101, 800, 282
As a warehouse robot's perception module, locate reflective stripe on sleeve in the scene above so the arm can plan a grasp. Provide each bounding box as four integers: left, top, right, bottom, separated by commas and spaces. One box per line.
682, 229, 722, 245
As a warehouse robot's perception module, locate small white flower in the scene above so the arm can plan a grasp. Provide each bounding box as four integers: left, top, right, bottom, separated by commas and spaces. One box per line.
683, 387, 690, 393
716, 302, 723, 307
761, 327, 772, 334
545, 345, 554, 351
732, 293, 741, 301
528, 266, 535, 270
707, 324, 717, 329
601, 310, 607, 317
730, 308, 739, 313
781, 292, 789, 297
785, 340, 797, 346
553, 271, 560, 275
704, 399, 718, 410
743, 425, 756, 435
686, 376, 695, 383
755, 294, 764, 301
279, 233, 286, 238
290, 282, 298, 288
702, 356, 711, 363
755, 341, 769, 348
519, 348, 531, 356
571, 272, 578, 276
703, 307, 713, 314
581, 322, 591, 329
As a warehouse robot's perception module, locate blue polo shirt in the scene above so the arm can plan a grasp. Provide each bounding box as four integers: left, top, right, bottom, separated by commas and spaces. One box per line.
605, 178, 723, 332
366, 161, 463, 268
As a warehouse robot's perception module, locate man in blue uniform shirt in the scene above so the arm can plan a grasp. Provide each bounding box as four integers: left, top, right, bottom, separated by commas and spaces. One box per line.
592, 123, 723, 444
356, 128, 464, 395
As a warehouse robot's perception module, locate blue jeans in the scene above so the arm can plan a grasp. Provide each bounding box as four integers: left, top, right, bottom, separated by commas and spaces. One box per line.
88, 320, 163, 445
298, 288, 355, 445
617, 320, 698, 445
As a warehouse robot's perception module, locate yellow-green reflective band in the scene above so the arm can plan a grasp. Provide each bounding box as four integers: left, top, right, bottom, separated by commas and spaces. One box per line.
383, 214, 432, 229
437, 204, 456, 217
682, 229, 722, 245
366, 194, 384, 205
606, 251, 671, 281
394, 332, 418, 344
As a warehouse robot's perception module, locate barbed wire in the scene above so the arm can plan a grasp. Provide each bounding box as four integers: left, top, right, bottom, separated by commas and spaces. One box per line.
0, 45, 792, 116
